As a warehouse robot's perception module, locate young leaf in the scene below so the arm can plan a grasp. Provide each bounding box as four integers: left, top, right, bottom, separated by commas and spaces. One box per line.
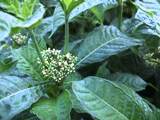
77, 26, 143, 68
72, 76, 152, 120
0, 75, 44, 120
31, 90, 72, 120
60, 0, 84, 15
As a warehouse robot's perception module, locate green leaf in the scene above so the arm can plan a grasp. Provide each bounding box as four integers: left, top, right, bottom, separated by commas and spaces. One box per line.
134, 0, 160, 34
12, 40, 46, 81
77, 26, 143, 68
0, 75, 43, 120
70, 90, 85, 113
60, 0, 84, 15
91, 1, 117, 24
96, 61, 110, 78
31, 90, 72, 120
37, 0, 118, 36
0, 19, 10, 41
0, 45, 16, 73
106, 72, 147, 91
0, 0, 38, 20
0, 3, 45, 39
72, 76, 152, 120
91, 5, 105, 23
121, 18, 160, 38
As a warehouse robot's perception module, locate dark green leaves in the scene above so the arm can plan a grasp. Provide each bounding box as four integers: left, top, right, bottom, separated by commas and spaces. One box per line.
134, 0, 160, 34
107, 73, 147, 91
0, 76, 43, 120
0, 46, 16, 73
0, 19, 10, 41
12, 40, 46, 81
31, 90, 72, 120
72, 76, 152, 120
77, 26, 143, 68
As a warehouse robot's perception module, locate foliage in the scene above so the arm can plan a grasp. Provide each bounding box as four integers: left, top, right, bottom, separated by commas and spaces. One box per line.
0, 0, 160, 120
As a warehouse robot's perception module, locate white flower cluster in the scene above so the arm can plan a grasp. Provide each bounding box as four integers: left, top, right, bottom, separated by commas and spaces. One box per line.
37, 48, 77, 83
12, 33, 27, 45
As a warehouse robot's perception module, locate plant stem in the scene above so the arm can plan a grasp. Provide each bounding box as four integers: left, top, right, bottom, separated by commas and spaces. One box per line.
31, 31, 46, 67
63, 14, 69, 54
148, 83, 159, 92
118, 0, 123, 30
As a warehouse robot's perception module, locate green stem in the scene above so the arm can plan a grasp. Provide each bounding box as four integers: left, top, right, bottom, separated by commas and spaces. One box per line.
63, 14, 69, 54
148, 83, 159, 92
31, 31, 46, 67
118, 0, 123, 30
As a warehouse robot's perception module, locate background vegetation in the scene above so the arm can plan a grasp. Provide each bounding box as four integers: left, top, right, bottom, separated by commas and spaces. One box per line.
0, 0, 160, 120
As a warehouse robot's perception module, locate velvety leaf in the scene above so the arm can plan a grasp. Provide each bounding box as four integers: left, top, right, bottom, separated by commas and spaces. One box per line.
0, 75, 43, 120
107, 72, 147, 91
77, 26, 143, 68
72, 76, 152, 120
31, 90, 72, 120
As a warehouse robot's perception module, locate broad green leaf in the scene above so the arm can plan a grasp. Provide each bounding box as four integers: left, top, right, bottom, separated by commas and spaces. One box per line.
0, 0, 38, 20
0, 3, 45, 39
121, 18, 160, 38
0, 75, 43, 120
31, 90, 72, 120
12, 40, 46, 81
0, 45, 16, 73
134, 0, 160, 34
70, 90, 85, 113
0, 19, 10, 41
76, 26, 143, 68
72, 76, 152, 120
37, 0, 118, 36
106, 72, 147, 91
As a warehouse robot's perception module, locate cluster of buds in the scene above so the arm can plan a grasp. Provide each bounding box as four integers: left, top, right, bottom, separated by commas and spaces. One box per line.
37, 48, 77, 83
143, 51, 160, 68
12, 33, 27, 45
